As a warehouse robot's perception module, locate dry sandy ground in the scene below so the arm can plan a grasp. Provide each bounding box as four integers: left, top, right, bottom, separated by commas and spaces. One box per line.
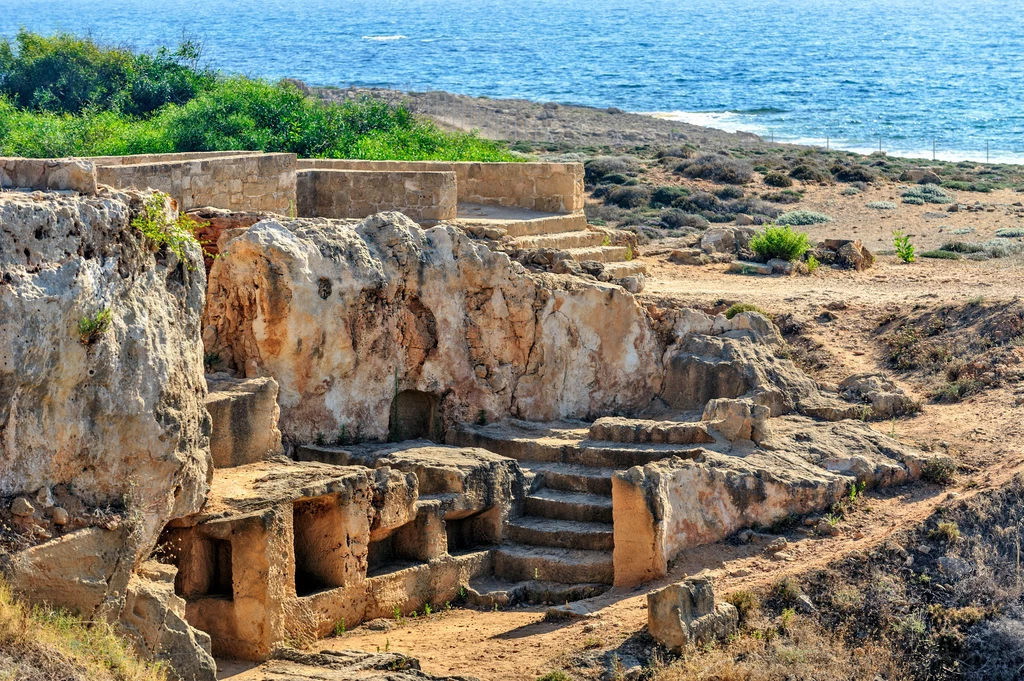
219, 230, 1024, 681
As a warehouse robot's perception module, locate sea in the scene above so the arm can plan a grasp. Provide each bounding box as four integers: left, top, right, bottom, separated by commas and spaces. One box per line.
3, 0, 1024, 163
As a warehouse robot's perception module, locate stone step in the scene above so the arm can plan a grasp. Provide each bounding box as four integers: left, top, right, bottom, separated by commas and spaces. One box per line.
508, 230, 608, 251
464, 577, 609, 608
505, 516, 614, 551
589, 416, 715, 445
458, 210, 588, 238
565, 246, 630, 263
493, 543, 614, 585
601, 261, 648, 278
526, 462, 615, 495
525, 488, 613, 524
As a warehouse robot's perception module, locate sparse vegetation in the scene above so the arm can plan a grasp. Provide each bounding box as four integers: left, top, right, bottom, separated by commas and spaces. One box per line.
902, 185, 953, 204
921, 457, 957, 485
0, 577, 167, 681
994, 227, 1024, 238
749, 224, 811, 261
867, 200, 897, 210
725, 303, 768, 319
762, 171, 793, 188
920, 249, 961, 260
77, 307, 112, 344
677, 154, 753, 184
604, 185, 651, 209
775, 210, 833, 225
929, 521, 960, 543
131, 193, 202, 267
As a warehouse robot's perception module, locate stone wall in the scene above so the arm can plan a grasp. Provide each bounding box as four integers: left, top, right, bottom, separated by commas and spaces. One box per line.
297, 159, 584, 213
94, 152, 297, 213
0, 157, 98, 193
296, 169, 457, 224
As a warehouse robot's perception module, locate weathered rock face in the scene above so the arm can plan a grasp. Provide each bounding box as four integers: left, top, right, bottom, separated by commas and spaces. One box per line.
202, 213, 662, 443
647, 577, 738, 653
205, 373, 283, 468
120, 562, 217, 681
0, 190, 211, 552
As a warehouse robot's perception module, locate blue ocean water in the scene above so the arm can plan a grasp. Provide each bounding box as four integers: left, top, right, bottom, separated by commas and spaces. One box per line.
3, 0, 1024, 162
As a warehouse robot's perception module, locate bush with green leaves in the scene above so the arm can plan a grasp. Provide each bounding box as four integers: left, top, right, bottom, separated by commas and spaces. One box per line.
725, 303, 768, 319
942, 239, 1023, 259
894, 230, 916, 263
902, 185, 953, 204
714, 185, 745, 200
920, 249, 961, 260
867, 201, 897, 210
763, 171, 793, 188
131, 193, 203, 266
788, 163, 832, 183
762, 189, 802, 204
584, 155, 637, 183
659, 208, 708, 229
677, 153, 753, 184
0, 32, 517, 162
995, 227, 1024, 238
749, 224, 811, 261
832, 163, 876, 183
775, 210, 833, 225
604, 185, 650, 209
0, 29, 215, 116
650, 185, 690, 207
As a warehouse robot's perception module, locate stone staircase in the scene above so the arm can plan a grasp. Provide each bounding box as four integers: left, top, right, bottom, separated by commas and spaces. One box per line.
454, 417, 715, 589
454, 202, 647, 280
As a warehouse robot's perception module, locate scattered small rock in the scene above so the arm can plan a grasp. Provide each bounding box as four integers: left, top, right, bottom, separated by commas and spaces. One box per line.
10, 496, 35, 517
49, 506, 69, 526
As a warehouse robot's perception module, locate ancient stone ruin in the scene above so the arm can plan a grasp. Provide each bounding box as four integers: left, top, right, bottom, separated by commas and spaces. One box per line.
0, 153, 939, 678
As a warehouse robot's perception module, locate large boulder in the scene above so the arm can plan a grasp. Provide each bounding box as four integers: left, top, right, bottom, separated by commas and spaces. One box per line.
203, 213, 662, 443
205, 373, 283, 468
0, 189, 211, 553
648, 577, 738, 652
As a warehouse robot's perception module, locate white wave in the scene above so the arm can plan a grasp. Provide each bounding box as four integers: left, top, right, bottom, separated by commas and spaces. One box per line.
362, 35, 407, 41
644, 110, 770, 135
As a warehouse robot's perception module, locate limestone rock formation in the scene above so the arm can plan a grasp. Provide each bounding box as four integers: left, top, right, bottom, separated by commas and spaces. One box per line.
0, 189, 211, 554
647, 577, 738, 652
120, 563, 217, 681
205, 373, 283, 468
203, 213, 662, 443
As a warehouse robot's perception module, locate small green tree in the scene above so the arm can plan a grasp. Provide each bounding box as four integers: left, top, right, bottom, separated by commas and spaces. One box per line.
749, 224, 811, 261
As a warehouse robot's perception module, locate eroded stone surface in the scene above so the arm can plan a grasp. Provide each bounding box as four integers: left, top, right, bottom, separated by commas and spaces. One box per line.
205, 373, 283, 468
0, 189, 211, 553
648, 577, 738, 652
202, 213, 662, 443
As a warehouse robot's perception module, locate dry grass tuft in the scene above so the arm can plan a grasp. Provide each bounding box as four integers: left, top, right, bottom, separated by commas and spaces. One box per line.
0, 579, 166, 681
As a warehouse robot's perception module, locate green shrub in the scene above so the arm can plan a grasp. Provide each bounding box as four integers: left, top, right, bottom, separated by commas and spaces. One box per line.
867, 201, 897, 210
894, 230, 916, 263
775, 210, 833, 226
788, 163, 832, 183
832, 164, 876, 183
762, 189, 802, 203
921, 457, 956, 484
77, 308, 112, 345
942, 239, 1023, 259
840, 185, 862, 195
995, 227, 1024, 238
714, 185, 745, 200
0, 30, 214, 116
536, 672, 570, 681
659, 209, 708, 229
678, 154, 753, 184
604, 185, 650, 209
725, 303, 768, 319
657, 145, 696, 160
763, 171, 793, 188
920, 249, 961, 260
750, 224, 811, 261
650, 185, 690, 207
597, 172, 630, 185
584, 155, 637, 182
902, 185, 953, 204
131, 193, 202, 266
726, 590, 761, 624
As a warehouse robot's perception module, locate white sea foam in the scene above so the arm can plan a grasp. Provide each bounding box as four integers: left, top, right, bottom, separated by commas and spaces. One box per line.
362, 35, 407, 41
645, 112, 1024, 164
646, 110, 770, 135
